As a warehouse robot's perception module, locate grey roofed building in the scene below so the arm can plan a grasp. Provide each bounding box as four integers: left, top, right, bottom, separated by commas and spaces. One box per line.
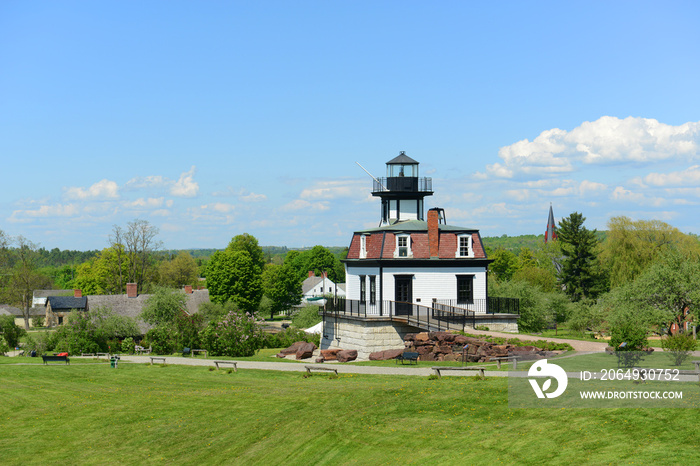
87, 289, 210, 334
45, 296, 89, 327
33, 289, 74, 307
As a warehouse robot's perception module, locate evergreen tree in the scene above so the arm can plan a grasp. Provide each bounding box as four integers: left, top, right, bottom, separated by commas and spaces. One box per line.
557, 212, 604, 301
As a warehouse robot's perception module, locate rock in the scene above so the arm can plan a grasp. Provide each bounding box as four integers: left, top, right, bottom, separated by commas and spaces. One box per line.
416, 345, 433, 355
432, 345, 453, 355
295, 342, 317, 360
404, 334, 416, 342
419, 352, 437, 362
276, 353, 287, 358
369, 348, 405, 361
315, 357, 325, 363
337, 350, 358, 362
320, 349, 341, 361
453, 335, 468, 345
415, 332, 430, 342
280, 341, 308, 355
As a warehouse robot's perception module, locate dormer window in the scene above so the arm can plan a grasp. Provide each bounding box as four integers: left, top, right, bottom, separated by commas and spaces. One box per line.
360, 235, 367, 259
456, 234, 473, 258
395, 234, 411, 258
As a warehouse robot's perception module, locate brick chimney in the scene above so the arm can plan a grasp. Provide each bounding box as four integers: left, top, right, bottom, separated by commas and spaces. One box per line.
428, 208, 440, 258
126, 283, 138, 298
74, 289, 82, 298
322, 271, 328, 279
184, 285, 193, 294
308, 271, 314, 278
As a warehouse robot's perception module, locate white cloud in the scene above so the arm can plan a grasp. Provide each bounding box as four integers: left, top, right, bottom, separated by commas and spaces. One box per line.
300, 180, 365, 200
280, 199, 330, 212
125, 175, 168, 190
579, 180, 607, 196
201, 203, 236, 213
171, 166, 199, 197
489, 117, 700, 179
10, 203, 79, 221
642, 165, 700, 187
124, 197, 165, 209
611, 186, 645, 203
65, 179, 119, 200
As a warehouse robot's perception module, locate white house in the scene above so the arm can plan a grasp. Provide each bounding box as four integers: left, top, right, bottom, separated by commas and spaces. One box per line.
301, 271, 346, 305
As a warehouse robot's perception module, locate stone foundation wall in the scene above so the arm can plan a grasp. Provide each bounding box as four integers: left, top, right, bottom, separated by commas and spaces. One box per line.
471, 315, 519, 333
321, 317, 421, 360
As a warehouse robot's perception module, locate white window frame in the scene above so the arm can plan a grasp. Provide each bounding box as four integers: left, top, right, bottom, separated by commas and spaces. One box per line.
456, 234, 473, 258
394, 234, 412, 258
360, 235, 367, 259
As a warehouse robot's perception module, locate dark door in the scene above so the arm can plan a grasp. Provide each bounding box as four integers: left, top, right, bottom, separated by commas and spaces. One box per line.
395, 275, 413, 316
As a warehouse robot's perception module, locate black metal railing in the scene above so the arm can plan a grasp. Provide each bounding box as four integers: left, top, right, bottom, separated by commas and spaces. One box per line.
372, 177, 432, 193
433, 297, 520, 315
321, 297, 518, 333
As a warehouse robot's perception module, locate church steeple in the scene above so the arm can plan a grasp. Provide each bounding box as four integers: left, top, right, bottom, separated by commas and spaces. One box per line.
371, 151, 433, 225
545, 204, 557, 243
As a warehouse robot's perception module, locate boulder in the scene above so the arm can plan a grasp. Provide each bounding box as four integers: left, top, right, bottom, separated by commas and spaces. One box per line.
337, 350, 358, 363
415, 332, 430, 342
432, 345, 453, 355
369, 348, 405, 361
419, 352, 437, 362
315, 357, 325, 363
320, 349, 341, 361
295, 342, 317, 360
280, 341, 308, 355
453, 335, 469, 345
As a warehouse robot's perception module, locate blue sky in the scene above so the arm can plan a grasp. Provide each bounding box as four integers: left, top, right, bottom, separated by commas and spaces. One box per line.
2, 1, 700, 251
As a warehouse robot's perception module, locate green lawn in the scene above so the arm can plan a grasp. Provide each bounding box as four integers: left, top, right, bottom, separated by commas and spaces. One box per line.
1, 362, 699, 464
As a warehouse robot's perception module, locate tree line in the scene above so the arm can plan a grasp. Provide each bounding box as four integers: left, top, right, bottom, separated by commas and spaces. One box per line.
0, 221, 346, 329
487, 212, 700, 354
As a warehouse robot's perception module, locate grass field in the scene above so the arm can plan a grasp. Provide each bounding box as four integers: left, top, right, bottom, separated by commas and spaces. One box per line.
1, 361, 699, 465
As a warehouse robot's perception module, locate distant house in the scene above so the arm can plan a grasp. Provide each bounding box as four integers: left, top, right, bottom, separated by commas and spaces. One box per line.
87, 284, 210, 334
301, 271, 346, 305
45, 296, 89, 326
33, 289, 73, 307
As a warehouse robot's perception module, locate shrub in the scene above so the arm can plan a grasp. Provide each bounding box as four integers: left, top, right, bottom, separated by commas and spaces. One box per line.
0, 315, 26, 348
291, 306, 322, 329
51, 311, 104, 355
609, 319, 648, 368
0, 339, 9, 355
661, 333, 697, 366
201, 311, 265, 357
32, 316, 45, 328
121, 337, 136, 354
263, 327, 320, 349
143, 326, 177, 355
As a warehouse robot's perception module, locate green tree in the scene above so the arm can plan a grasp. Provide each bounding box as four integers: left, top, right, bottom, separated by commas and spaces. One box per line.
600, 216, 700, 288
159, 251, 199, 288
140, 287, 187, 327
557, 212, 605, 301
489, 248, 518, 282
0, 315, 26, 348
226, 233, 265, 274
207, 249, 263, 313
4, 236, 52, 330
262, 263, 302, 319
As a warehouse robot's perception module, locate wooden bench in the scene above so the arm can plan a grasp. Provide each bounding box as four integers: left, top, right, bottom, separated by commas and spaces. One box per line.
150, 357, 166, 365
192, 349, 208, 358
491, 356, 520, 369
432, 366, 487, 379
396, 352, 419, 365
81, 353, 95, 357
42, 355, 70, 365
305, 365, 338, 376
213, 361, 238, 371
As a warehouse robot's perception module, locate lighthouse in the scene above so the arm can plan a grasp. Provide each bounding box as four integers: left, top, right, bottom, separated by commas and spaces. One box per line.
372, 151, 434, 226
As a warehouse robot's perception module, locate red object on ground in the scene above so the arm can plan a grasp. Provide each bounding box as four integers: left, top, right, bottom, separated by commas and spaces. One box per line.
57, 352, 69, 357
